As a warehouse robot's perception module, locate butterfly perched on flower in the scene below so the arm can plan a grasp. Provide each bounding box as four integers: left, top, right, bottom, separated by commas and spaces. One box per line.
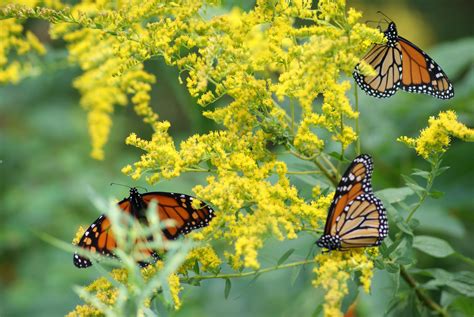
353, 21, 454, 99
316, 154, 388, 251
73, 188, 215, 268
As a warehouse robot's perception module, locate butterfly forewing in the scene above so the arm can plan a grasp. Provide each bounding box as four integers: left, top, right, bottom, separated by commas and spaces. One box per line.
73, 215, 117, 268
398, 37, 454, 99
353, 43, 402, 98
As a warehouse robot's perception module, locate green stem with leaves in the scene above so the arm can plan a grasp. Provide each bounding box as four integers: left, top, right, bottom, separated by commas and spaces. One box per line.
406, 156, 442, 223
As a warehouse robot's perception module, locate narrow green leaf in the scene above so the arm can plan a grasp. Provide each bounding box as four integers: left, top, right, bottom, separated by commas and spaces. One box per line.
401, 175, 425, 197
277, 248, 295, 265
413, 235, 454, 258
385, 262, 400, 273
312, 304, 323, 317
290, 266, 301, 286
435, 166, 450, 176
411, 169, 430, 179
428, 190, 444, 199
224, 278, 231, 299
386, 237, 404, 255
374, 258, 385, 270
327, 151, 350, 162
193, 260, 200, 274
396, 221, 413, 236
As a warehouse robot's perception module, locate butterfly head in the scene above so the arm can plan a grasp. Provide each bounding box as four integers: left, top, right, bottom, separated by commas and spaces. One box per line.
129, 187, 140, 197
316, 234, 341, 251
383, 22, 398, 47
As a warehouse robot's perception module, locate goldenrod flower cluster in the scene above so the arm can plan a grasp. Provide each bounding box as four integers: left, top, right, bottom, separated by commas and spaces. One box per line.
313, 250, 375, 317
67, 263, 184, 315
0, 0, 53, 83
179, 245, 222, 273
399, 111, 474, 160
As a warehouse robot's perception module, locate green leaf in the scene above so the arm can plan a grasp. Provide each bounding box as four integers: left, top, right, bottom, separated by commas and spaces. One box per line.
290, 266, 301, 287
376, 187, 415, 204
277, 248, 295, 265
193, 260, 200, 274
401, 175, 426, 197
411, 169, 430, 179
413, 235, 455, 258
448, 272, 474, 297
450, 295, 474, 315
385, 262, 400, 273
396, 221, 413, 236
373, 258, 385, 270
428, 190, 444, 199
435, 166, 450, 176
395, 256, 414, 266
327, 151, 350, 162
418, 269, 474, 297
408, 218, 420, 230
224, 278, 231, 299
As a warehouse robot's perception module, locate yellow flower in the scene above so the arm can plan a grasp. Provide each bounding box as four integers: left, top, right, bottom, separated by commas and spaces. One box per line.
399, 111, 474, 159
180, 245, 222, 273
168, 273, 183, 310
66, 304, 102, 317
313, 250, 375, 317
72, 226, 86, 245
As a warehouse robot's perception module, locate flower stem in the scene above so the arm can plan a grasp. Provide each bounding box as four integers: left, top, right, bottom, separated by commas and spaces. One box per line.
186, 259, 316, 281
286, 170, 322, 175
354, 84, 361, 155
290, 98, 295, 135
400, 266, 450, 317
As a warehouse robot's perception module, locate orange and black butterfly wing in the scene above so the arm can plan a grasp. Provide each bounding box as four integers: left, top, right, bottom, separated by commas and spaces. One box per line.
317, 154, 388, 250
322, 154, 374, 236
353, 43, 403, 98
73, 214, 118, 268
334, 193, 388, 249
398, 37, 454, 99
141, 192, 215, 240
74, 197, 159, 268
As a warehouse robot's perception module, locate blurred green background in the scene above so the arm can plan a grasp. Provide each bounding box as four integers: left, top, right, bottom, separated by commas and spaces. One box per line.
1, 0, 473, 316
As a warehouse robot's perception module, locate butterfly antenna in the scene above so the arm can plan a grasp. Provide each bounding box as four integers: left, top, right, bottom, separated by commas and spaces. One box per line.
364, 19, 379, 25
110, 182, 131, 189
109, 183, 148, 192
376, 11, 393, 24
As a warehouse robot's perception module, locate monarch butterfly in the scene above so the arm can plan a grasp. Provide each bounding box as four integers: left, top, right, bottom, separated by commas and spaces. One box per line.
353, 21, 454, 99
73, 188, 215, 268
316, 154, 388, 251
